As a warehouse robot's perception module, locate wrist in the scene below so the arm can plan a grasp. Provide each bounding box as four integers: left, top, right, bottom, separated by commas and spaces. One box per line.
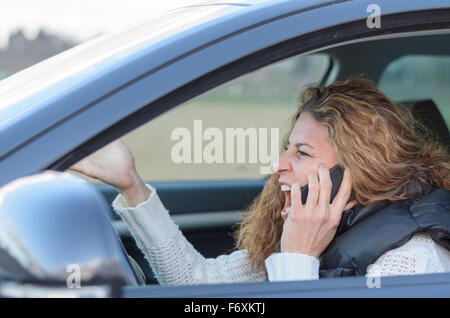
118, 171, 151, 207
280, 246, 319, 258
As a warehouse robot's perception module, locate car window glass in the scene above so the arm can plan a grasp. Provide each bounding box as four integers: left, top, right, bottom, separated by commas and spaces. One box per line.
120, 54, 330, 182
378, 55, 450, 128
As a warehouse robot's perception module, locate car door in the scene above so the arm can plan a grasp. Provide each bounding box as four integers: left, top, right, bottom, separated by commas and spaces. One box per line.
0, 0, 449, 295
89, 3, 450, 286
94, 53, 331, 283
113, 10, 450, 295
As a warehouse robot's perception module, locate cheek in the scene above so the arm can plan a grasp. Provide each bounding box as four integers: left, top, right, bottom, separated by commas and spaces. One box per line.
291, 161, 319, 187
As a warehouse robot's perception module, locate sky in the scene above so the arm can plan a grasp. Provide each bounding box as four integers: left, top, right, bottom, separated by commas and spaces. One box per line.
0, 0, 199, 48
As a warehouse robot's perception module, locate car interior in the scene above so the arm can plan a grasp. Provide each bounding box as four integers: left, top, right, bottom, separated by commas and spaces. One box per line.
93, 32, 450, 285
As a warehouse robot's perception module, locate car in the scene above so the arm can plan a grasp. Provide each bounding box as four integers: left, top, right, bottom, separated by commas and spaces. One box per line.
0, 0, 449, 298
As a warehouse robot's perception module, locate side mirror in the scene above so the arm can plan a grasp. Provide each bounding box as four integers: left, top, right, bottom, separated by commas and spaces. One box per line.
0, 171, 141, 294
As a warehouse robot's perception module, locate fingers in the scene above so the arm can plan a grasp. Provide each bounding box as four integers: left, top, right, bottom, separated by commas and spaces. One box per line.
318, 165, 332, 211
331, 168, 354, 214
67, 161, 84, 173
290, 169, 328, 216
305, 173, 320, 208
290, 182, 303, 216
288, 167, 355, 225
67, 157, 96, 179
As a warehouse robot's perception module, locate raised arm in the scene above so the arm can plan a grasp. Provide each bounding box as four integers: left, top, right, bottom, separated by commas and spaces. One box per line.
68, 139, 267, 286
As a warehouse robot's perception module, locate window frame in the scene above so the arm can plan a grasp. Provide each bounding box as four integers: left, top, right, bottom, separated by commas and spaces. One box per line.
49, 9, 450, 172
45, 9, 450, 296
119, 52, 332, 182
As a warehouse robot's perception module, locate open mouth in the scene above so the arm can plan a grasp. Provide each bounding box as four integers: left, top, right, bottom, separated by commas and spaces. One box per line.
281, 185, 292, 219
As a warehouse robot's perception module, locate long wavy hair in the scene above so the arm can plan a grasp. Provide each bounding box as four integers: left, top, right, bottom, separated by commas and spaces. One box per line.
234, 76, 450, 270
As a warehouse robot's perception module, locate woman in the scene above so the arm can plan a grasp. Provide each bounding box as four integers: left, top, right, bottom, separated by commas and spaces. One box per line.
70, 77, 450, 286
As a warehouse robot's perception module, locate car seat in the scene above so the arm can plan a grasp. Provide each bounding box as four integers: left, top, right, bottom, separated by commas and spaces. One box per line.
400, 99, 450, 147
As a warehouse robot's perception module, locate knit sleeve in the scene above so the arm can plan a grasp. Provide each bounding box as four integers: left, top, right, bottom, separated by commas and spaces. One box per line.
367, 232, 450, 277
112, 184, 267, 286
264, 252, 320, 281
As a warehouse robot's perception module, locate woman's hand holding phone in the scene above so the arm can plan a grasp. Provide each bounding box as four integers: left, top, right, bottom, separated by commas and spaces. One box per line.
280, 165, 357, 258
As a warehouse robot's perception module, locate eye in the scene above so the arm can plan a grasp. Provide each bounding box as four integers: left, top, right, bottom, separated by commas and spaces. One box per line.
298, 151, 309, 157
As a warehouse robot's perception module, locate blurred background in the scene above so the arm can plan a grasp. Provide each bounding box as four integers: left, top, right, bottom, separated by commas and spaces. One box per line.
0, 0, 193, 79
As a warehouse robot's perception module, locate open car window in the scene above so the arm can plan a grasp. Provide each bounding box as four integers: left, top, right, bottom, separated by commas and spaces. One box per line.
121, 54, 330, 182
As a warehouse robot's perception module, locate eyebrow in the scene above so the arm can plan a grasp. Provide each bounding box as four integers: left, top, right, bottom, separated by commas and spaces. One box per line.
288, 141, 315, 149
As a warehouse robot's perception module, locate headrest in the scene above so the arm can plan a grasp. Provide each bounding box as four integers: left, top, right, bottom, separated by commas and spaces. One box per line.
400, 99, 450, 147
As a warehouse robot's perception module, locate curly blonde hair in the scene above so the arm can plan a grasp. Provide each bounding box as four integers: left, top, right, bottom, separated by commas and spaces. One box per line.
234, 77, 450, 269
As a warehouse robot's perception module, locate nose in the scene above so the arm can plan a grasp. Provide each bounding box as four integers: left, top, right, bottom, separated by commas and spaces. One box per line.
275, 149, 292, 174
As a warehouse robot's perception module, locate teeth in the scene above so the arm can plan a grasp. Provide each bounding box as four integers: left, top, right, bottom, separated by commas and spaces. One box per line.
281, 185, 291, 192
286, 207, 292, 213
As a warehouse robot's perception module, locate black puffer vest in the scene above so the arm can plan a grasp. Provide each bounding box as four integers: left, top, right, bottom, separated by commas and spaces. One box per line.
319, 181, 450, 277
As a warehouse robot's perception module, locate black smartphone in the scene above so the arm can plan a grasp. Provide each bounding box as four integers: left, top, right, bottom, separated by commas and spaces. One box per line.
300, 164, 347, 205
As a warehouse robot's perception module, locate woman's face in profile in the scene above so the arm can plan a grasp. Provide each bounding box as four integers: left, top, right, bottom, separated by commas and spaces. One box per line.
276, 111, 338, 191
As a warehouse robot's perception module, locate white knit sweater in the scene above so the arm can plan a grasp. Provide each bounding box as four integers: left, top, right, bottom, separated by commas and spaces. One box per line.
112, 184, 450, 286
